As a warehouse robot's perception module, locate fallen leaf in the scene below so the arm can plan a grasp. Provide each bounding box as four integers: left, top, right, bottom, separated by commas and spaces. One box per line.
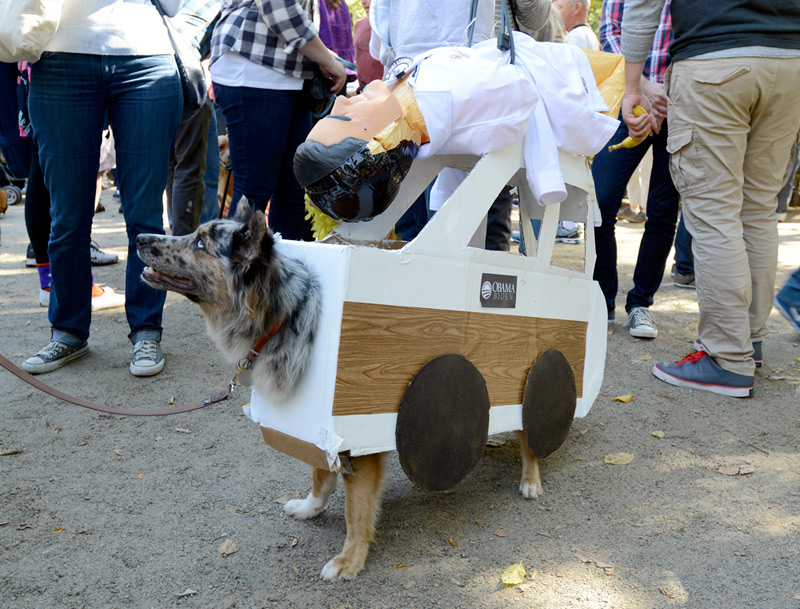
536, 531, 551, 538
0, 522, 9, 527
52, 528, 64, 533
495, 529, 507, 537
291, 538, 299, 548
529, 569, 540, 580
651, 431, 665, 438
486, 439, 506, 447
719, 464, 754, 476
448, 537, 458, 548
475, 519, 483, 526
167, 397, 175, 405
659, 587, 677, 598
131, 472, 145, 479
16, 524, 31, 530
175, 428, 191, 434
391, 563, 407, 568
218, 538, 238, 557
501, 563, 526, 586
0, 449, 22, 456
176, 589, 197, 598
604, 452, 634, 465
639, 354, 652, 361
114, 449, 122, 456
613, 394, 635, 403
604, 567, 615, 575
233, 509, 249, 514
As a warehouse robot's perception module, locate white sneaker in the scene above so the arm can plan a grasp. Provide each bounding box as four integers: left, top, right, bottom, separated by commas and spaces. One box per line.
91, 286, 125, 311
40, 289, 50, 307
624, 306, 658, 339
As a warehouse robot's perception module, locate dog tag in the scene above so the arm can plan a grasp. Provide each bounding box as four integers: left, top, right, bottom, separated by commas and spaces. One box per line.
237, 365, 253, 387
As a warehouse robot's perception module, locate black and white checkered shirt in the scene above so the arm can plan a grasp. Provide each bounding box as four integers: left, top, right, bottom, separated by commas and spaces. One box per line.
210, 0, 317, 79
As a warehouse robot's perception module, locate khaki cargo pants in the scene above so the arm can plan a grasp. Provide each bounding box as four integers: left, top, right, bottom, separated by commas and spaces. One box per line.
666, 56, 800, 376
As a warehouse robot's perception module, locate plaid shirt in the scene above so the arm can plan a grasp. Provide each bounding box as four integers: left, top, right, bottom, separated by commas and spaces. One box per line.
210, 0, 317, 79
174, 0, 221, 58
600, 0, 672, 83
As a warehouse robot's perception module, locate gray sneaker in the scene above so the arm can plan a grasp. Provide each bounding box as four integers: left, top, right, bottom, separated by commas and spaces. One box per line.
624, 306, 658, 339
21, 341, 89, 374
130, 339, 164, 377
673, 271, 696, 289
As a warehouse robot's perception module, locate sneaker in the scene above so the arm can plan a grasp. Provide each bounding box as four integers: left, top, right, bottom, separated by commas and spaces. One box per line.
556, 224, 581, 244
624, 306, 658, 338
616, 205, 637, 220
90, 242, 118, 266
95, 201, 106, 213
673, 271, 696, 289
91, 286, 125, 311
130, 339, 165, 377
40, 288, 50, 307
653, 351, 754, 397
693, 339, 762, 368
626, 210, 648, 223
112, 189, 121, 201
774, 293, 800, 334
608, 310, 615, 326
21, 341, 89, 374
26, 243, 36, 267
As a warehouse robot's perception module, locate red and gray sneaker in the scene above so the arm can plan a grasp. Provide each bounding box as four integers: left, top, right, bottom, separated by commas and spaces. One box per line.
693, 340, 762, 368
653, 351, 754, 397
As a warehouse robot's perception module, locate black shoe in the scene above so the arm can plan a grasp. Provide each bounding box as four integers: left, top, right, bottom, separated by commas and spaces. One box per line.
26, 243, 36, 267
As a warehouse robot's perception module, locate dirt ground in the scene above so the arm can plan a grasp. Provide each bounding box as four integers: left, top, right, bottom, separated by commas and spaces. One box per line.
1, 189, 799, 609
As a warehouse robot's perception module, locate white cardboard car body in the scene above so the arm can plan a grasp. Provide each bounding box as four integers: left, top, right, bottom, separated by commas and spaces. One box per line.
246, 139, 607, 479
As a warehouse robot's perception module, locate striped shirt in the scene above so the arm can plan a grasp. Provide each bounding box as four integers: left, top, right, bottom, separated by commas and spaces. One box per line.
210, 0, 318, 79
600, 0, 672, 83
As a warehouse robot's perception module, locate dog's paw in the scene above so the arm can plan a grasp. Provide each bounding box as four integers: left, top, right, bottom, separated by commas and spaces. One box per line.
320, 554, 364, 581
284, 496, 327, 520
519, 480, 542, 500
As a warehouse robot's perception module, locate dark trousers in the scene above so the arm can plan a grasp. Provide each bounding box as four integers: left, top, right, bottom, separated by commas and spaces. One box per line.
167, 101, 212, 236
592, 117, 680, 314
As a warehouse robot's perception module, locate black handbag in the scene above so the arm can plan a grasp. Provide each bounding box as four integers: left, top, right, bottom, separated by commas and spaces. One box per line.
152, 0, 209, 123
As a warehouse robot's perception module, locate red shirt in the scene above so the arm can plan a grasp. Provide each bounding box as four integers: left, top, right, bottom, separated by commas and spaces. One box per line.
353, 17, 384, 92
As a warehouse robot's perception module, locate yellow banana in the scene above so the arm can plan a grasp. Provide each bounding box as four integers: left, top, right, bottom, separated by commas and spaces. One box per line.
608, 105, 650, 152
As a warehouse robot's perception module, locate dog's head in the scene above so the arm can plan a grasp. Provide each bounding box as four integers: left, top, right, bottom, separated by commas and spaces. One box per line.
136, 205, 275, 309
218, 135, 230, 168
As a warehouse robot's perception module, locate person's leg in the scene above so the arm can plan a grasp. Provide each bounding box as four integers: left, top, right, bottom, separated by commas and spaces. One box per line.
24, 139, 51, 265
775, 266, 800, 333
28, 53, 104, 346
107, 53, 181, 345
591, 121, 652, 318
271, 89, 312, 240
673, 210, 694, 277
666, 56, 800, 377
168, 102, 212, 235
775, 127, 800, 219
625, 124, 681, 312
214, 84, 308, 235
484, 186, 513, 251
741, 58, 800, 347
199, 107, 220, 224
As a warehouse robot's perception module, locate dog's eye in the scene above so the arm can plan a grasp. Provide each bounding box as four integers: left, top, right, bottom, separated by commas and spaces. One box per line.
194, 238, 205, 250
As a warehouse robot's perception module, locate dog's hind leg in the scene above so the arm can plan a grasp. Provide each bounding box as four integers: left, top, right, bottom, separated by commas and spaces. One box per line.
320, 452, 386, 581
284, 468, 338, 520
515, 430, 542, 499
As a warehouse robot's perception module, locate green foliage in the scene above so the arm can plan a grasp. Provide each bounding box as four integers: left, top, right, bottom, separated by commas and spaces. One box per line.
588, 0, 603, 38
346, 0, 366, 26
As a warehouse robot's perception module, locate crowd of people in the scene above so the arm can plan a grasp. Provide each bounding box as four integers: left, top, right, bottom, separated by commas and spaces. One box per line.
0, 0, 798, 400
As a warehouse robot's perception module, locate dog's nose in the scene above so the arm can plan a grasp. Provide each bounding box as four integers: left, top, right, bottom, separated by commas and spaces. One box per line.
136, 234, 152, 247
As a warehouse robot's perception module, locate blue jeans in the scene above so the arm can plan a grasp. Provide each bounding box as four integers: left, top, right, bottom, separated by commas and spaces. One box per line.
199, 109, 221, 224
29, 52, 181, 346
673, 211, 694, 275
592, 117, 681, 314
213, 84, 310, 239
778, 267, 800, 308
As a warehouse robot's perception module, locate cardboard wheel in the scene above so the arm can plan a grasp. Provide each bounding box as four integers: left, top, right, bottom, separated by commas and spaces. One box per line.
521, 349, 576, 459
396, 354, 490, 491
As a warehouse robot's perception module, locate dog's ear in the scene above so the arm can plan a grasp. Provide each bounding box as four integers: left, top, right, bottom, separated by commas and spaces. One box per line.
231, 198, 254, 224
231, 210, 273, 271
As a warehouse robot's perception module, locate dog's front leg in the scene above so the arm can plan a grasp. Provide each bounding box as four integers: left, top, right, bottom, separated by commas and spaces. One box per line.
515, 430, 542, 499
284, 468, 338, 520
320, 452, 386, 581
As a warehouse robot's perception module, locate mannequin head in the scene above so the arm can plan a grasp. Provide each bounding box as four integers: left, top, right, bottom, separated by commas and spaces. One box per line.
294, 79, 426, 222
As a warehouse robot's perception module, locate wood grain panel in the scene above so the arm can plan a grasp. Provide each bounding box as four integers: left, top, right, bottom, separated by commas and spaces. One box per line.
332, 302, 587, 416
